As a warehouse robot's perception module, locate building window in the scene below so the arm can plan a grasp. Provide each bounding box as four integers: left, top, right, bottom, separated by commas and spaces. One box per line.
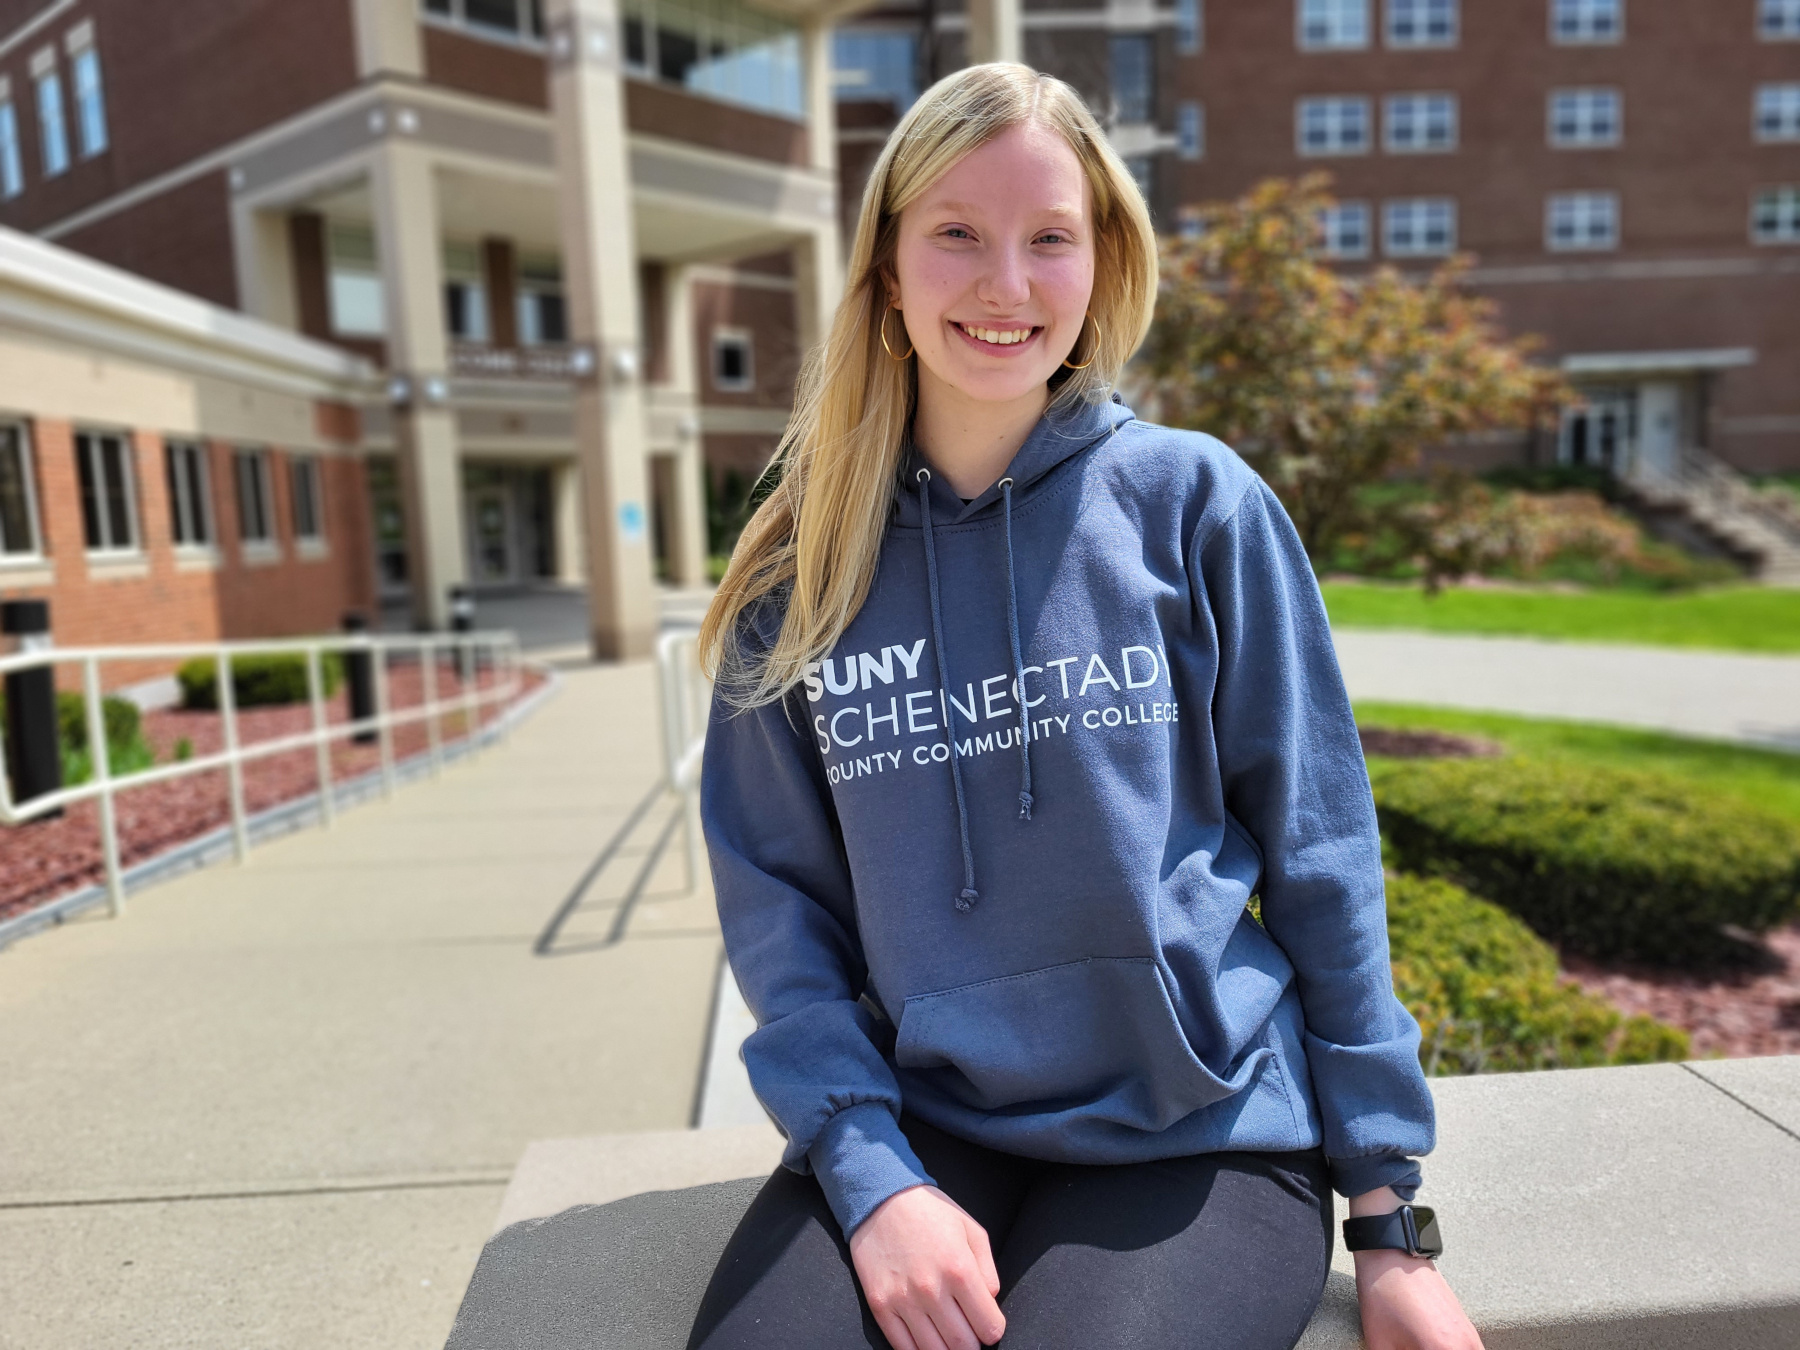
516, 255, 567, 345
75, 430, 138, 552
1110, 34, 1156, 123
1760, 0, 1800, 38
832, 31, 917, 117
1176, 0, 1204, 54
1318, 202, 1373, 258
1298, 97, 1371, 155
33, 58, 69, 178
290, 456, 325, 542
1756, 84, 1800, 141
712, 329, 753, 391
0, 92, 22, 199
1386, 0, 1456, 47
443, 240, 490, 342
620, 0, 804, 120
1752, 186, 1800, 242
164, 441, 213, 548
1549, 88, 1622, 147
1383, 198, 1456, 256
1547, 192, 1619, 250
1552, 0, 1621, 43
1385, 93, 1457, 151
327, 223, 386, 337
1299, 0, 1369, 49
1177, 101, 1205, 159
233, 449, 275, 545
0, 424, 42, 558
67, 26, 106, 158
422, 0, 545, 43
1176, 206, 1206, 239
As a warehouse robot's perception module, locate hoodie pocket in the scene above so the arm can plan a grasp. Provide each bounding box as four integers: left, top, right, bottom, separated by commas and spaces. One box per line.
893, 957, 1271, 1132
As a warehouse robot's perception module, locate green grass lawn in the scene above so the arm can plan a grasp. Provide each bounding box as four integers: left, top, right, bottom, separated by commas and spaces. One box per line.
1356, 701, 1800, 824
1322, 581, 1800, 654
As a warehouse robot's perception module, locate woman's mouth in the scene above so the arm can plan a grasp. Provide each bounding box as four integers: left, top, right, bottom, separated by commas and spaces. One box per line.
951, 321, 1042, 353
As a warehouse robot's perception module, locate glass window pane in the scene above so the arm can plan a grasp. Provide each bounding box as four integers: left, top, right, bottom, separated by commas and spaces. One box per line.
0, 427, 34, 555
1110, 34, 1155, 123
465, 0, 524, 34
100, 436, 132, 548
73, 48, 106, 157
37, 72, 69, 176
0, 103, 23, 198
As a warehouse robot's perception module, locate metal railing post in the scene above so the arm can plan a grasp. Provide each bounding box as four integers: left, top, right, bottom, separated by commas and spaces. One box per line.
217, 651, 250, 863
461, 635, 479, 748
307, 644, 334, 828
84, 655, 125, 916
421, 637, 443, 774
374, 644, 396, 798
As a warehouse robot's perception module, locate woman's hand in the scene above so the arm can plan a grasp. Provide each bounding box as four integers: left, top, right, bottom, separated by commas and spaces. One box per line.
1350, 1187, 1483, 1350
847, 1184, 1006, 1350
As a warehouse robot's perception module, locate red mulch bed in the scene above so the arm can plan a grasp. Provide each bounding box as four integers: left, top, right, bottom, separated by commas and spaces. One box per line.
1561, 924, 1800, 1060
0, 662, 545, 925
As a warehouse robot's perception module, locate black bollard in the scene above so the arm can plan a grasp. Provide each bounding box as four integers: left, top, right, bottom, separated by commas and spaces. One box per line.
2, 599, 62, 815
449, 585, 475, 683
342, 611, 377, 745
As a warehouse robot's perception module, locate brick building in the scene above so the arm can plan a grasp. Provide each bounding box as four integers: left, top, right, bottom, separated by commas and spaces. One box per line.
0, 0, 873, 651
0, 228, 377, 656
1162, 0, 1800, 476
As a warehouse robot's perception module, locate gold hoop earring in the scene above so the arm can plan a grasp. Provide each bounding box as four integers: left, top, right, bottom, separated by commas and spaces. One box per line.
1062, 312, 1101, 370
879, 306, 914, 361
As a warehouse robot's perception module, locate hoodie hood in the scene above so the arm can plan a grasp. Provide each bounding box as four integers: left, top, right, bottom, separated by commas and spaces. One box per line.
894, 388, 1137, 528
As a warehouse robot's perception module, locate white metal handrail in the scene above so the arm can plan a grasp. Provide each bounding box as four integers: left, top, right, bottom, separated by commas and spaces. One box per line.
657, 629, 710, 891
0, 630, 524, 918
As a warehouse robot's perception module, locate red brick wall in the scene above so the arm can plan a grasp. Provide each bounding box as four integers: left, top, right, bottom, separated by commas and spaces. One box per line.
1, 417, 374, 691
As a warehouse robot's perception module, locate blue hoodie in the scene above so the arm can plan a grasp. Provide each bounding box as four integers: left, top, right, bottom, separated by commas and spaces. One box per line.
701, 391, 1435, 1239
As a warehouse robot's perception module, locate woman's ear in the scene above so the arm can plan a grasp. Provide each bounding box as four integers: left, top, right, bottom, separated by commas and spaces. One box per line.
876, 260, 901, 311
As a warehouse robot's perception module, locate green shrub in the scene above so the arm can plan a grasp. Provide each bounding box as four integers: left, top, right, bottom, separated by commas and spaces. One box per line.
0, 687, 155, 787
178, 652, 343, 710
1386, 872, 1689, 1074
1375, 757, 1800, 964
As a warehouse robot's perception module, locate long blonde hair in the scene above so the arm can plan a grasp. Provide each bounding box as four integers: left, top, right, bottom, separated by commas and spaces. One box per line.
700, 62, 1159, 708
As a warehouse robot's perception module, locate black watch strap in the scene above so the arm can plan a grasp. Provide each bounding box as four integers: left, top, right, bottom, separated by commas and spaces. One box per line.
1342, 1205, 1444, 1258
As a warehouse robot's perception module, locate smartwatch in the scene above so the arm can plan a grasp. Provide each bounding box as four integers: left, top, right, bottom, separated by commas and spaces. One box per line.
1342, 1204, 1444, 1259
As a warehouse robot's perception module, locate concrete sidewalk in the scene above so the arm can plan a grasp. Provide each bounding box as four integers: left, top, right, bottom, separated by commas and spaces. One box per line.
0, 659, 721, 1350
1334, 628, 1800, 750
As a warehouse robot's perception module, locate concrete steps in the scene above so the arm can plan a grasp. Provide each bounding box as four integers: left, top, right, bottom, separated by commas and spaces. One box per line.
1623, 454, 1800, 585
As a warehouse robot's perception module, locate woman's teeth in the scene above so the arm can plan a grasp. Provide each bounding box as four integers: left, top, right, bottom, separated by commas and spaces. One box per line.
959, 324, 1033, 346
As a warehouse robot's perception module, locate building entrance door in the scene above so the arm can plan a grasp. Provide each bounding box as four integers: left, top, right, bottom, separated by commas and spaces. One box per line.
1635, 382, 1682, 479
469, 485, 515, 584
1559, 387, 1636, 472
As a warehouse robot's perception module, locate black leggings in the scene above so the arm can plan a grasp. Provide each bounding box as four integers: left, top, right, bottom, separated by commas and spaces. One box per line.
687, 1114, 1334, 1350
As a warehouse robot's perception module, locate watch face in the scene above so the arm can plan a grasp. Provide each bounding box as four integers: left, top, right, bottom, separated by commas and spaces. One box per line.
1410, 1207, 1444, 1256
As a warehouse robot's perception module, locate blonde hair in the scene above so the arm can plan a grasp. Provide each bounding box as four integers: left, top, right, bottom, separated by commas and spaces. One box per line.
699, 62, 1159, 708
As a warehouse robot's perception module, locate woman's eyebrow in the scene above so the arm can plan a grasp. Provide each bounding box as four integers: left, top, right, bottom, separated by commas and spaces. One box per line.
929, 199, 1085, 219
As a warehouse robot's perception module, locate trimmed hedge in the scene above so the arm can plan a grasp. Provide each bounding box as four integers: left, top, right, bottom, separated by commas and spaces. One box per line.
178, 653, 343, 711
1374, 757, 1800, 964
0, 689, 153, 785
1386, 872, 1689, 1075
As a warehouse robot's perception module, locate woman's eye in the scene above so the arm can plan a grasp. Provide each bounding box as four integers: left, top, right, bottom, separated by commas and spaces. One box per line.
1036, 232, 1072, 245
943, 227, 973, 240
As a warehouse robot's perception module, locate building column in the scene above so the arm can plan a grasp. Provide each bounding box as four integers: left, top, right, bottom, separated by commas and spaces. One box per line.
795, 17, 844, 361
369, 141, 464, 630
545, 0, 658, 660
966, 0, 1023, 66
353, 0, 424, 77
553, 460, 587, 583
661, 264, 709, 588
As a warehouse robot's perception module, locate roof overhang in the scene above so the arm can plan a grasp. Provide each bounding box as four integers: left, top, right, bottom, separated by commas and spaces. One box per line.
1561, 348, 1757, 377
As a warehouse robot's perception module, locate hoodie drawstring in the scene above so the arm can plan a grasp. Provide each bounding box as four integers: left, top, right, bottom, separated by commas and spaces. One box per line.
999, 477, 1034, 821
916, 467, 981, 913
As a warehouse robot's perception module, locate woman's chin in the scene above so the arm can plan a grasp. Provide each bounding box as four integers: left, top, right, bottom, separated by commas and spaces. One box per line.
925, 362, 1060, 408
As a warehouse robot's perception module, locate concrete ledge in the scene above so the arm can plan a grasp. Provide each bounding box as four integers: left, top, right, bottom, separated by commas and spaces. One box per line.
447, 1059, 1800, 1349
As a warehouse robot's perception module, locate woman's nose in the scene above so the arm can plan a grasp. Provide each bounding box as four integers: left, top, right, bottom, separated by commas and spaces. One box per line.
975, 245, 1032, 310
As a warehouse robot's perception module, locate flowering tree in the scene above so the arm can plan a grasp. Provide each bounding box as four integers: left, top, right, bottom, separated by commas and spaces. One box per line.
1140, 175, 1566, 563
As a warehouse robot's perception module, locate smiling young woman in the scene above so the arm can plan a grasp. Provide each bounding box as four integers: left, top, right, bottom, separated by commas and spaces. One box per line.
692, 63, 1483, 1350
